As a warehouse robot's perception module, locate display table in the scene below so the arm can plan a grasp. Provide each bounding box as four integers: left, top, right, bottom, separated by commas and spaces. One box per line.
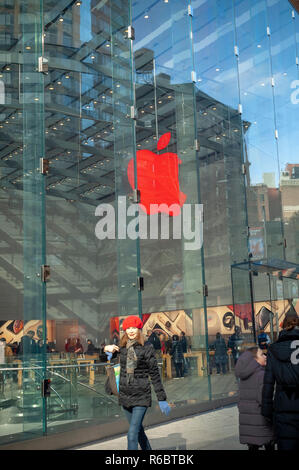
162, 351, 205, 379
13, 355, 99, 387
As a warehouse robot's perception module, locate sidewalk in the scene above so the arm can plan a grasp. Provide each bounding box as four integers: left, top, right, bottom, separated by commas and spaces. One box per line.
73, 404, 244, 450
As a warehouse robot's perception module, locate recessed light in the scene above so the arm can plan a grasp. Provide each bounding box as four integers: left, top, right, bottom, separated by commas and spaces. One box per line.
216, 68, 220, 72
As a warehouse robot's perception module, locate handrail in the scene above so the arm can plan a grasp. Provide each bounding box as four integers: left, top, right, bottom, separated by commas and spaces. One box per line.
0, 362, 109, 372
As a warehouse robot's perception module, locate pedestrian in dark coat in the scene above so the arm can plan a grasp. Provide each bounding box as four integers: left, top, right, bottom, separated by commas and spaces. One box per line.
262, 317, 299, 450
235, 345, 275, 450
104, 316, 170, 450
210, 332, 228, 374
170, 334, 184, 378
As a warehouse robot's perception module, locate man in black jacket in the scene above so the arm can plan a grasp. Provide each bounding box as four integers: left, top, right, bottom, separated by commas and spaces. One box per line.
146, 329, 161, 359
261, 316, 299, 450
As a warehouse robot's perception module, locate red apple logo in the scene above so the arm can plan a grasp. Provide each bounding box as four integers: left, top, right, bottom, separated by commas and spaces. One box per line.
127, 132, 186, 216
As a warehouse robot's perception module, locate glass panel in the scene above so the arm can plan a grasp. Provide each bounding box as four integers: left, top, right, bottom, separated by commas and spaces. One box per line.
22, 0, 47, 438
43, 0, 139, 434
0, 0, 47, 443
234, 0, 285, 261
266, 1, 299, 265
132, 0, 210, 409
192, 0, 248, 400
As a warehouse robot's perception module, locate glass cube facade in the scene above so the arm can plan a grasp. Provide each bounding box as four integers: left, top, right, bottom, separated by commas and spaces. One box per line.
0, 0, 298, 447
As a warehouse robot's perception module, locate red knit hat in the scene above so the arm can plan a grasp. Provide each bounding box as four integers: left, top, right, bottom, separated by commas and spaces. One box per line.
122, 316, 143, 331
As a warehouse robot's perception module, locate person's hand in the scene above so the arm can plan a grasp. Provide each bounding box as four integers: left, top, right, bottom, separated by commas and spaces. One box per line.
104, 344, 119, 354
159, 401, 171, 416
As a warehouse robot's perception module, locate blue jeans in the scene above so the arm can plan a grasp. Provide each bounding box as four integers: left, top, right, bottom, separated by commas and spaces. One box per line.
123, 406, 152, 450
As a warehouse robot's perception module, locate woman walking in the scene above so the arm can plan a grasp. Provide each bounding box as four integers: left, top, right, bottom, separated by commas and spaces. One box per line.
104, 315, 170, 450
235, 344, 275, 450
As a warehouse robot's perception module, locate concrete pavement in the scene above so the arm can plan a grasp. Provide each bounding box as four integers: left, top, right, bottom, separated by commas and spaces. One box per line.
73, 404, 244, 451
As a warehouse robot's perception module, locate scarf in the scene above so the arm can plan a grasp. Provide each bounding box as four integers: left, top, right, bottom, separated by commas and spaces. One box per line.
126, 339, 138, 384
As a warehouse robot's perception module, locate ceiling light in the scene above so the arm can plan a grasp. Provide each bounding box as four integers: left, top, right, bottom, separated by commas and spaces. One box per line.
59, 16, 64, 22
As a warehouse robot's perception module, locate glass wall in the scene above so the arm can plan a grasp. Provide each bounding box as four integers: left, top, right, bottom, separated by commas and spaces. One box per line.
0, 0, 298, 447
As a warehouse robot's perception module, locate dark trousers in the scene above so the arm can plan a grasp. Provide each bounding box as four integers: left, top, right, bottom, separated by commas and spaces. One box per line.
174, 362, 184, 377
216, 361, 227, 374
123, 406, 152, 450
277, 439, 299, 451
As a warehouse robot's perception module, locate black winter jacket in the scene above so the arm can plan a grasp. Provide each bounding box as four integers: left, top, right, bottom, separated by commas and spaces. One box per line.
261, 327, 299, 440
235, 351, 274, 446
170, 340, 184, 364
118, 342, 167, 408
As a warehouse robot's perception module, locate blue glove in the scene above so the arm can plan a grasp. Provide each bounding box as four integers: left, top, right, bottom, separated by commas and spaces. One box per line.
159, 401, 171, 416
105, 351, 112, 361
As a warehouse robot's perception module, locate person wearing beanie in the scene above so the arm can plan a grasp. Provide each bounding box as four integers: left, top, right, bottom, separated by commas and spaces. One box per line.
104, 315, 170, 450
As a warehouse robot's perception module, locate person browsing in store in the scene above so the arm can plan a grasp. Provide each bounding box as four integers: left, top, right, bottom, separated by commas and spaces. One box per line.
104, 315, 171, 450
